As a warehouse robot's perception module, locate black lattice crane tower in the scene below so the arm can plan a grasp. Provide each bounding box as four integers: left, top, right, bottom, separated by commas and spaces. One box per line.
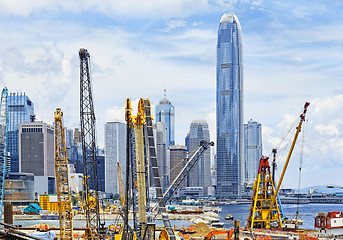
54, 108, 73, 239
79, 48, 103, 239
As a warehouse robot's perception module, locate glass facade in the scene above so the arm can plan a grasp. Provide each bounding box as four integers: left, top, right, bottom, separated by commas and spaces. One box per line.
153, 122, 169, 191
8, 93, 34, 172
156, 95, 175, 146
244, 120, 262, 184
216, 13, 244, 197
188, 120, 211, 195
104, 122, 126, 195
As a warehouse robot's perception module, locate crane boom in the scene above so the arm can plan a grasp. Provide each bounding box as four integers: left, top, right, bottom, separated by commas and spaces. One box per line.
0, 87, 8, 220
117, 162, 125, 208
142, 99, 176, 240
79, 48, 103, 238
151, 140, 214, 216
266, 102, 310, 225
54, 108, 73, 239
134, 99, 147, 225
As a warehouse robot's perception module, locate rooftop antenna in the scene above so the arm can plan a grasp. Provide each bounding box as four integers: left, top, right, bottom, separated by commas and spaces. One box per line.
164, 89, 167, 99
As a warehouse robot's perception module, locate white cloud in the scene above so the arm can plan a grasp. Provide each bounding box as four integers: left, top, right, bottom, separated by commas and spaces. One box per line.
261, 95, 343, 188
159, 20, 187, 33
0, 0, 210, 18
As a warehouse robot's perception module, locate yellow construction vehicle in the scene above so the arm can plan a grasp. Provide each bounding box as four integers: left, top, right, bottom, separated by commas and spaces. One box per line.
54, 108, 73, 239
247, 102, 310, 229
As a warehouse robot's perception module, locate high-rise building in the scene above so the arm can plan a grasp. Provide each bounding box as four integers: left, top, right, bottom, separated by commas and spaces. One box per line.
97, 149, 106, 192
169, 145, 187, 187
216, 13, 244, 197
154, 122, 169, 191
188, 120, 211, 195
8, 92, 35, 172
64, 127, 74, 148
74, 128, 81, 144
244, 120, 262, 184
156, 91, 175, 146
19, 122, 54, 176
104, 122, 126, 195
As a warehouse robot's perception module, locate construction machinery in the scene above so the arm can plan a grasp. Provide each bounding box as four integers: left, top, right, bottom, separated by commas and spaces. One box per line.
121, 97, 214, 240
0, 87, 8, 221
54, 108, 73, 239
117, 162, 125, 208
79, 48, 105, 239
247, 102, 310, 229
247, 156, 282, 229
204, 229, 233, 240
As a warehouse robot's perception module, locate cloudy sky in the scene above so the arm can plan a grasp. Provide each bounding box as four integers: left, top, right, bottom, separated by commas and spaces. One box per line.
0, 0, 343, 189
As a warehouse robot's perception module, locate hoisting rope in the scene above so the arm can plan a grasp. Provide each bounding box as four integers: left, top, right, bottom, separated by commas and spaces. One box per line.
295, 114, 309, 222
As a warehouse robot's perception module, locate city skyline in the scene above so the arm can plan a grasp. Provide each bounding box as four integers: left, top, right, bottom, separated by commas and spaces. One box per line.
0, 1, 342, 189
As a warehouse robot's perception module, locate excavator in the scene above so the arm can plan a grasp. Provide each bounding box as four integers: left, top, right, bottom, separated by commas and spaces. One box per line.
247, 102, 310, 229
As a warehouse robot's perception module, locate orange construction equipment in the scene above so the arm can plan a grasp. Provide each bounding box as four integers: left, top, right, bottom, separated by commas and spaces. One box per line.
204, 229, 233, 240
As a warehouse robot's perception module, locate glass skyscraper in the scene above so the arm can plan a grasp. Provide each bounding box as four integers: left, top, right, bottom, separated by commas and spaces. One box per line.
216, 13, 244, 197
156, 91, 175, 146
188, 120, 211, 196
104, 122, 126, 195
8, 93, 35, 172
244, 120, 262, 184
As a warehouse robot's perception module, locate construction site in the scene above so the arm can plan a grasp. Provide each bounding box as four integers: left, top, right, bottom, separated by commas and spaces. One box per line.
0, 49, 329, 240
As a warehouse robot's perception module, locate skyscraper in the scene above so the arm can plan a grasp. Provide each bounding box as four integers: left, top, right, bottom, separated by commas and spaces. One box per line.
19, 122, 54, 176
244, 120, 262, 184
188, 120, 211, 195
64, 127, 74, 148
169, 145, 187, 187
156, 91, 175, 146
216, 13, 244, 197
8, 93, 35, 172
153, 122, 169, 191
104, 122, 126, 195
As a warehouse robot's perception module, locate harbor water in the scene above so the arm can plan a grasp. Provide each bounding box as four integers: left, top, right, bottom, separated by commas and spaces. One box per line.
218, 203, 343, 229
13, 204, 343, 230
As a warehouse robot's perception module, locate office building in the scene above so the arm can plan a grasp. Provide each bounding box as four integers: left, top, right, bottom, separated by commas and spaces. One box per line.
216, 13, 244, 197
64, 127, 74, 148
4, 172, 35, 205
188, 120, 211, 195
104, 122, 126, 195
74, 128, 81, 144
8, 92, 35, 172
153, 122, 169, 191
185, 132, 190, 151
244, 120, 262, 184
156, 91, 175, 146
169, 145, 187, 187
97, 152, 106, 192
19, 122, 54, 176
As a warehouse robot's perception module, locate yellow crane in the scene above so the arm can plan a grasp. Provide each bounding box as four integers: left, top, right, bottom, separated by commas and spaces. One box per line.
117, 162, 125, 208
247, 102, 310, 229
54, 108, 73, 239
133, 98, 148, 225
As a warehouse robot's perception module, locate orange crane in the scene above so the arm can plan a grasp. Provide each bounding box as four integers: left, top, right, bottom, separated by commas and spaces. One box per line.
54, 108, 73, 239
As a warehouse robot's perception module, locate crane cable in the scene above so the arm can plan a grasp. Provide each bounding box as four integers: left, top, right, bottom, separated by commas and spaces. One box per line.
295, 113, 309, 222
149, 147, 198, 190
267, 106, 308, 201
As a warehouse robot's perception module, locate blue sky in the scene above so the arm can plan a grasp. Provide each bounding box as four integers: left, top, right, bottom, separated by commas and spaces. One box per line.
1, 0, 343, 189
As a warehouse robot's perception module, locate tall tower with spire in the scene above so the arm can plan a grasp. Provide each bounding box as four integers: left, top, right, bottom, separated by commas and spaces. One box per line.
216, 13, 244, 197
156, 90, 175, 146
